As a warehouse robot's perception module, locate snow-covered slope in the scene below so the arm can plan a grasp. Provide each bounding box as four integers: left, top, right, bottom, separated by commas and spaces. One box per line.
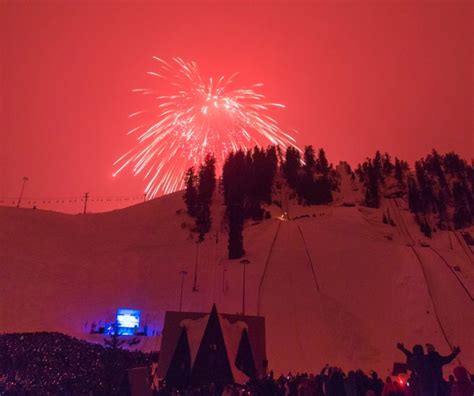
1, 178, 473, 378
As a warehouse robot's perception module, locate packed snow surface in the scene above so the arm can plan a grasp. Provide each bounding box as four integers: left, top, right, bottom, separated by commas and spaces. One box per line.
1, 183, 473, 377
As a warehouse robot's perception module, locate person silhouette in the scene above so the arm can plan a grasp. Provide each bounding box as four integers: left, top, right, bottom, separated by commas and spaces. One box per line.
426, 343, 460, 396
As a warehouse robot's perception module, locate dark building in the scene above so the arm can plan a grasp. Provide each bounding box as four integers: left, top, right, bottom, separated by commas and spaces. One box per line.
157, 305, 266, 387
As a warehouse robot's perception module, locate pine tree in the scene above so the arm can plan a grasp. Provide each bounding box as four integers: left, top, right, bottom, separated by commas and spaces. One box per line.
373, 150, 383, 182
283, 146, 301, 189
266, 145, 278, 177
245, 148, 261, 219
394, 158, 404, 187
199, 154, 216, 203
303, 145, 316, 172
453, 181, 472, 229
415, 161, 435, 214
408, 177, 422, 214
355, 164, 364, 183
276, 145, 284, 166
429, 150, 448, 190
314, 148, 333, 204
382, 153, 394, 175
264, 145, 278, 200
183, 167, 198, 217
467, 164, 474, 191
466, 164, 474, 211
315, 177, 333, 204
195, 154, 216, 240
364, 160, 380, 208
228, 204, 245, 259
223, 151, 246, 259
444, 152, 466, 176
298, 171, 314, 205
316, 148, 330, 177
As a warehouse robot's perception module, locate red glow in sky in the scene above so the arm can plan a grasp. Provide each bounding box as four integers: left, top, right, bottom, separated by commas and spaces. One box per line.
1, 1, 472, 206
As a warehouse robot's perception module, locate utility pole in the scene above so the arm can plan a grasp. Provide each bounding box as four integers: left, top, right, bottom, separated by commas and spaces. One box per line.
83, 192, 89, 214
222, 264, 227, 293
240, 259, 250, 315
16, 177, 29, 208
193, 242, 199, 292
179, 270, 187, 311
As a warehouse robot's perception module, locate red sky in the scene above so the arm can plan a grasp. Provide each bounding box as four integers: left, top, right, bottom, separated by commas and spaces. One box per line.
1, 1, 472, 209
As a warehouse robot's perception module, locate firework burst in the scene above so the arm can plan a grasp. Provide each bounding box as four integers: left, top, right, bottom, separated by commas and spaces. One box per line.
114, 57, 297, 198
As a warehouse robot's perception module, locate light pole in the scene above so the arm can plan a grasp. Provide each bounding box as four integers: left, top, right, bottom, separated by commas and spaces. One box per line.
240, 259, 250, 315
83, 192, 89, 214
222, 264, 227, 293
193, 242, 199, 292
16, 177, 29, 208
179, 270, 188, 312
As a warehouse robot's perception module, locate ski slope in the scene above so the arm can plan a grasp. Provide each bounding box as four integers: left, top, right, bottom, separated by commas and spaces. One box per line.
1, 181, 473, 377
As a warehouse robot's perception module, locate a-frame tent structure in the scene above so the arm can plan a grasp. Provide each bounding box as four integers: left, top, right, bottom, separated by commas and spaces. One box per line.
159, 305, 265, 387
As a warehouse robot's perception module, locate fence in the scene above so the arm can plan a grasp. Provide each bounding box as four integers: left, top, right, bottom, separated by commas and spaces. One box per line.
0, 193, 148, 214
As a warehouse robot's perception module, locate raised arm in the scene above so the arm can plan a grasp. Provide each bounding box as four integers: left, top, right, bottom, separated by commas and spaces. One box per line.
397, 343, 413, 358
439, 346, 461, 365
320, 364, 329, 375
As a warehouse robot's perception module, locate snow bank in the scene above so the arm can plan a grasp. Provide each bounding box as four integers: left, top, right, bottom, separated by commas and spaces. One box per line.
1, 186, 473, 377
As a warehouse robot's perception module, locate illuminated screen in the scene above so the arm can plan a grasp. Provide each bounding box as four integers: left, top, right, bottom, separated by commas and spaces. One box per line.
117, 308, 140, 334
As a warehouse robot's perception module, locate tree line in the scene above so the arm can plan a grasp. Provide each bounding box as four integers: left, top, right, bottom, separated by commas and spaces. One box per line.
222, 146, 278, 258
183, 145, 337, 259
183, 154, 216, 242
283, 145, 334, 205
356, 150, 474, 236
183, 147, 474, 258
355, 151, 409, 209
408, 150, 474, 235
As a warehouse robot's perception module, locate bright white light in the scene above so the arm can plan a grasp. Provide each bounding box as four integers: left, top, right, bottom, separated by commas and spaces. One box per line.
117, 308, 140, 328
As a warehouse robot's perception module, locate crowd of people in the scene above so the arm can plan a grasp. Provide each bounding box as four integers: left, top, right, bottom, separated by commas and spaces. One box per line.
155, 343, 473, 396
1, 333, 473, 396
156, 363, 473, 396
0, 332, 154, 395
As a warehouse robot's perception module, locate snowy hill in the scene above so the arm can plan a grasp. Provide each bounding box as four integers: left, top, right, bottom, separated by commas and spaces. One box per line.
1, 171, 474, 378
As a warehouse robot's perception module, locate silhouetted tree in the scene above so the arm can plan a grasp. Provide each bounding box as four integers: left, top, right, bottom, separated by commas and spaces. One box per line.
426, 149, 448, 191
283, 146, 301, 189
265, 145, 278, 191
453, 181, 472, 229
315, 148, 330, 177
394, 158, 405, 187
303, 145, 316, 172
293, 147, 333, 205
373, 150, 383, 183
183, 167, 198, 217
408, 177, 422, 214
223, 151, 246, 259
415, 161, 435, 214
316, 177, 333, 204
195, 154, 216, 241
382, 153, 394, 176
444, 152, 466, 176
364, 160, 380, 208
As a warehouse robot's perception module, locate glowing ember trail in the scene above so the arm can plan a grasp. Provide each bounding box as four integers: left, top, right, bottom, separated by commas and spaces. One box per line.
114, 57, 298, 198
